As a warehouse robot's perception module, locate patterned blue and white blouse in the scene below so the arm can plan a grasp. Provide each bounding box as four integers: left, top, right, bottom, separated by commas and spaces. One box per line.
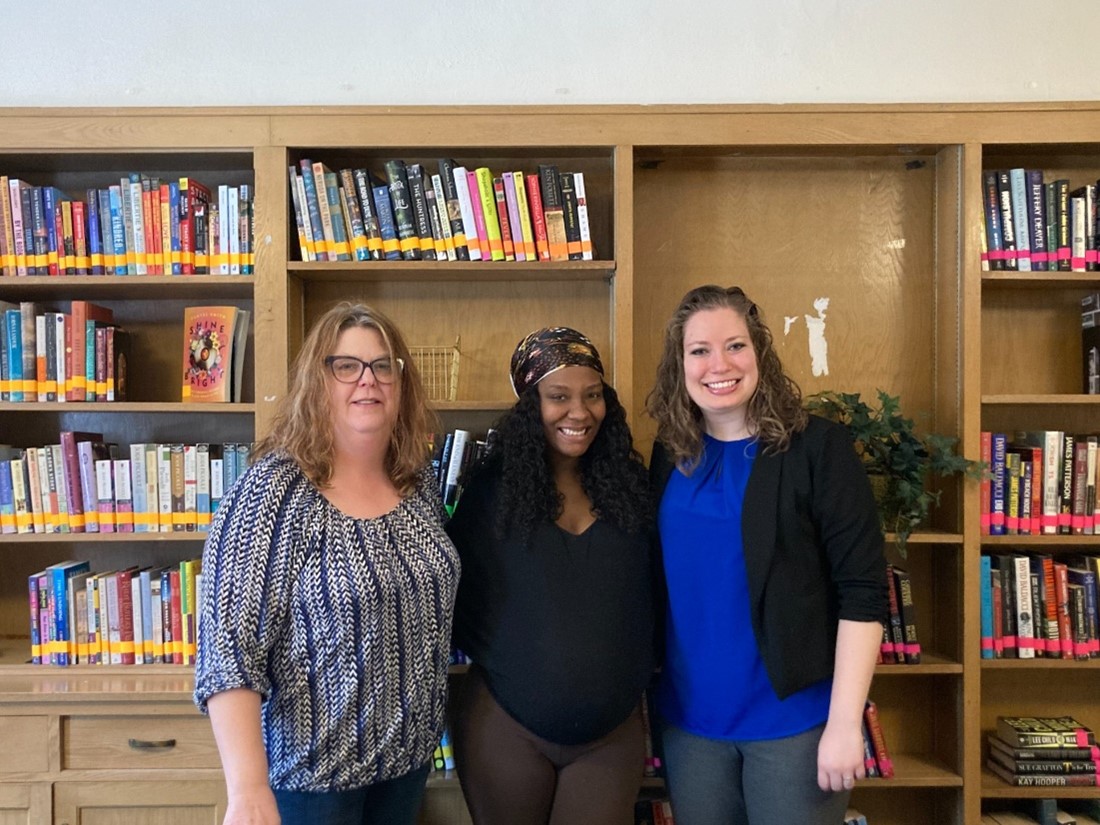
194, 452, 459, 792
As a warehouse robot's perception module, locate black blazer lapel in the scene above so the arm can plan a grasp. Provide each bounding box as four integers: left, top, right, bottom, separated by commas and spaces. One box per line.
742, 446, 781, 607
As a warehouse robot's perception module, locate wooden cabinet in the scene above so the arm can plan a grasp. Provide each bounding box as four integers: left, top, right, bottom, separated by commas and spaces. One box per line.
53, 781, 226, 825
0, 784, 50, 825
0, 104, 1098, 825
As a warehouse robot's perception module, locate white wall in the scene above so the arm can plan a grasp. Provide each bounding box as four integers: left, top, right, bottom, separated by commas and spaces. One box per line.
4, 0, 1100, 106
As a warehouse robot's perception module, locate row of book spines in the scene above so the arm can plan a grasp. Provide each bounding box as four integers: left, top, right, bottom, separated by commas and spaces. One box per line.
979, 553, 1100, 660
863, 699, 894, 779
0, 175, 253, 277
0, 440, 251, 536
0, 301, 124, 401
979, 169, 1099, 272
429, 726, 456, 772
981, 431, 1099, 536
431, 428, 493, 513
987, 735, 1100, 775
986, 759, 1100, 787
291, 158, 593, 264
878, 563, 921, 664
29, 559, 201, 666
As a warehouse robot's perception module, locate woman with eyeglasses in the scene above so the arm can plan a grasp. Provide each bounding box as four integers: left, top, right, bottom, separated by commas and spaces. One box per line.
195, 301, 459, 825
445, 327, 660, 825
645, 286, 888, 825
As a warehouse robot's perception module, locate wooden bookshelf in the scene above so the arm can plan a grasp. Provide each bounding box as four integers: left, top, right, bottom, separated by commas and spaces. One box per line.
0, 103, 1099, 825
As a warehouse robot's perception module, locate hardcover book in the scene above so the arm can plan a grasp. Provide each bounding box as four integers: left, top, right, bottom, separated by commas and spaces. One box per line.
997, 716, 1096, 749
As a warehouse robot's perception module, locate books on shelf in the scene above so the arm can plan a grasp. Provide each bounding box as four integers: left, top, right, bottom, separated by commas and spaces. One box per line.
863, 699, 894, 779
981, 431, 1099, 537
996, 716, 1096, 749
981, 167, 1100, 274
0, 300, 129, 404
182, 305, 250, 403
1083, 292, 1100, 395
286, 156, 599, 264
987, 717, 1099, 788
880, 563, 921, 665
0, 174, 251, 277
0, 439, 250, 537
430, 427, 493, 516
25, 556, 203, 666
980, 552, 1100, 660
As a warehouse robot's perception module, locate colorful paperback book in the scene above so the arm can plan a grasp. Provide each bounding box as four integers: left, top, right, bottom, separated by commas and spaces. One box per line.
182, 306, 241, 403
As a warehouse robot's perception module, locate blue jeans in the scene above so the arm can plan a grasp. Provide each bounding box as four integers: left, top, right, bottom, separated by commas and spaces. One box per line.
274, 764, 430, 825
659, 722, 849, 825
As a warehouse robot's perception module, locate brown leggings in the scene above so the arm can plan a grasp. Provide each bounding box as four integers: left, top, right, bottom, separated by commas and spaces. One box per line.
451, 665, 645, 825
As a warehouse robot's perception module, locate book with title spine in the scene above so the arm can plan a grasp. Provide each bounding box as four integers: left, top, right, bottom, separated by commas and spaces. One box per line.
537, 164, 568, 261
370, 182, 402, 261
383, 159, 420, 260
511, 170, 536, 261
558, 171, 584, 260
436, 159, 470, 260
473, 168, 504, 261
450, 165, 481, 261
405, 163, 437, 260
997, 716, 1096, 749
492, 176, 515, 261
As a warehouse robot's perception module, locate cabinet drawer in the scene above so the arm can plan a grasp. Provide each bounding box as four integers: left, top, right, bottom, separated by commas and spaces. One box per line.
0, 716, 49, 774
63, 715, 220, 770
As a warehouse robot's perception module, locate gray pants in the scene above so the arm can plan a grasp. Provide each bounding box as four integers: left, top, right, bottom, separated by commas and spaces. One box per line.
660, 721, 850, 825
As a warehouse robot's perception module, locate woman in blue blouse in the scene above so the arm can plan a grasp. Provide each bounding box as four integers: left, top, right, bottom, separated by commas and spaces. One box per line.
645, 285, 888, 825
195, 302, 459, 825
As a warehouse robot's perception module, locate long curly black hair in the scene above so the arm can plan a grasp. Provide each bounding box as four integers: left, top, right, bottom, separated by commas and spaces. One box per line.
475, 381, 654, 544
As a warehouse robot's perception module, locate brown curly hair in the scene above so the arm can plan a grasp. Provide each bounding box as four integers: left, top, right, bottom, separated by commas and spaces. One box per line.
253, 301, 438, 496
645, 285, 806, 471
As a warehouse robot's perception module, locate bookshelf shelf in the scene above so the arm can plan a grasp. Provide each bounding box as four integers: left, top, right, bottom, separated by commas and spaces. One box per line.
981, 273, 1100, 290
0, 275, 254, 301
876, 654, 963, 675
432, 400, 513, 413
889, 531, 965, 546
0, 402, 256, 413
981, 658, 1100, 670
0, 532, 208, 544
862, 755, 962, 788
979, 535, 1100, 547
981, 394, 1100, 406
289, 260, 615, 283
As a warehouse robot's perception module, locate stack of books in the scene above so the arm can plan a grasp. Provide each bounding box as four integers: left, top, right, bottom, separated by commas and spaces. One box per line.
986, 716, 1099, 787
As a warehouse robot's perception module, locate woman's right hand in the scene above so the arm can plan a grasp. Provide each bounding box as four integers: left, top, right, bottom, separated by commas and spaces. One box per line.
222, 786, 280, 825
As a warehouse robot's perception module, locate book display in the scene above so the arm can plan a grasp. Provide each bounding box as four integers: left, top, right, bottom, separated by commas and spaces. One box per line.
0, 104, 1097, 824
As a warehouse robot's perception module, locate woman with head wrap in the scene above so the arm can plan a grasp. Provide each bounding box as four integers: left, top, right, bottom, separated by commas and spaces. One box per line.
446, 327, 660, 825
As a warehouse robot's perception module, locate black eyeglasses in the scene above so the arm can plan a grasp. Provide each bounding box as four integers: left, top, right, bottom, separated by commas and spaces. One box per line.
324, 355, 404, 384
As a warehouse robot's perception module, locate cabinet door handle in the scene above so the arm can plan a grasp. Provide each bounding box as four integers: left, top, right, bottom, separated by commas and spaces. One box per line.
128, 737, 177, 750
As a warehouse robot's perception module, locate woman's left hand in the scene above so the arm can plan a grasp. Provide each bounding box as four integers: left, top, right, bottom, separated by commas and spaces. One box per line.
816, 719, 866, 792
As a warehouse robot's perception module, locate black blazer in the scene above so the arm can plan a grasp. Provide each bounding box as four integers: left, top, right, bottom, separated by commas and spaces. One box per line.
650, 415, 888, 699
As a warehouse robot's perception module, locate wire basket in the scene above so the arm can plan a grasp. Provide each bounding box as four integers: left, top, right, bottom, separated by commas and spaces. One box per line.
410, 337, 460, 402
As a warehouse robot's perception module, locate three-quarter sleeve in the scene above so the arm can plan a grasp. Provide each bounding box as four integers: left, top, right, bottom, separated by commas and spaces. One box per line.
811, 420, 890, 624
193, 454, 305, 713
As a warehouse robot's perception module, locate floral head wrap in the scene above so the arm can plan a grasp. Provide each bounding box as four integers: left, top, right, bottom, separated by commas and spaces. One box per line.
509, 326, 604, 397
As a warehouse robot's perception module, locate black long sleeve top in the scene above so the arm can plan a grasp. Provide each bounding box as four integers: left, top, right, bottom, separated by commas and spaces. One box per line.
446, 468, 658, 745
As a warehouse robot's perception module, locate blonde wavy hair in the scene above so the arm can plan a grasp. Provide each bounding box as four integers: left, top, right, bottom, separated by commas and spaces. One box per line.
253, 301, 438, 496
645, 285, 807, 471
